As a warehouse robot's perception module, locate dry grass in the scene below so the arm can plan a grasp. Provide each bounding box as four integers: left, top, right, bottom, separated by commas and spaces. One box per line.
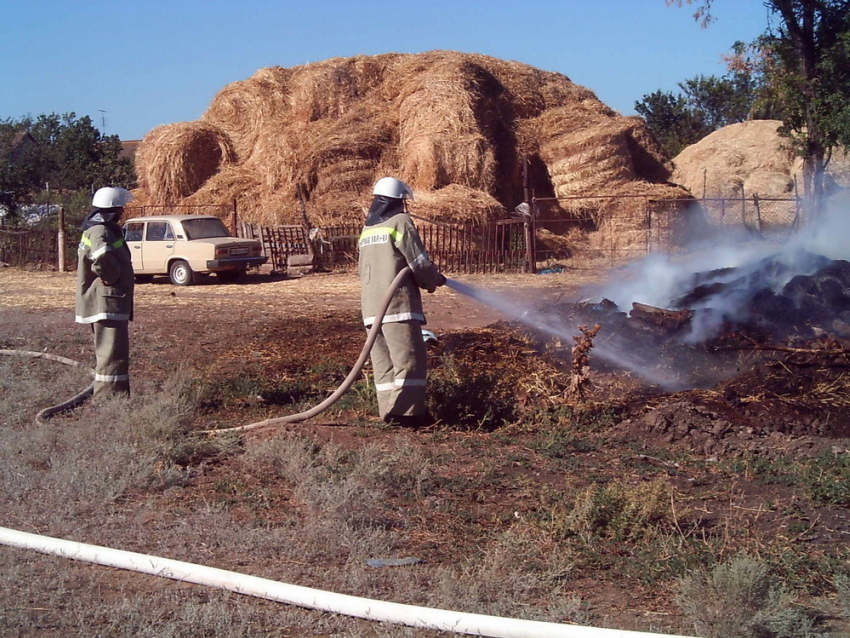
3, 267, 849, 636
134, 50, 674, 227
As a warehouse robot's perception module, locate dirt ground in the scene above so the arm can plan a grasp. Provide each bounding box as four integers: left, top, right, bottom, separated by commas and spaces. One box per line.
1, 264, 849, 636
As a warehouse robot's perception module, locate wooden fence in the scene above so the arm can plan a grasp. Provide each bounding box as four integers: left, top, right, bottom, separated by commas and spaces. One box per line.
0, 227, 57, 267
236, 222, 313, 273
296, 219, 530, 274
1, 195, 802, 274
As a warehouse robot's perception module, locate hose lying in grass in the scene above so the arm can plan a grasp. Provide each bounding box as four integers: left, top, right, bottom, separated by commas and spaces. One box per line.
0, 349, 94, 424
0, 525, 697, 638
199, 266, 414, 435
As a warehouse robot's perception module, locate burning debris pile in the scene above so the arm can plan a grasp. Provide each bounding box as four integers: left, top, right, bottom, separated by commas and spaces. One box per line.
596, 252, 850, 346
541, 247, 850, 449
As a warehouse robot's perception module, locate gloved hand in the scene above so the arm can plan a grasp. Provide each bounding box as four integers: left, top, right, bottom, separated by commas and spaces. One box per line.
427, 273, 447, 294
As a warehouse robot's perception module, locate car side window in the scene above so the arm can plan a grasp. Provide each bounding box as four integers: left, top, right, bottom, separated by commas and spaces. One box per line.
146, 222, 175, 241
124, 223, 144, 242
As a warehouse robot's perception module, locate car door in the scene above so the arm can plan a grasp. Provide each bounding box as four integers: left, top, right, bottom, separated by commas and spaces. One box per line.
144, 221, 176, 273
123, 222, 146, 271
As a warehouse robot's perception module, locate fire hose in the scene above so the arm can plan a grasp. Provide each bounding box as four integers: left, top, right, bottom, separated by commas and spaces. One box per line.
0, 526, 697, 638
198, 266, 415, 435
1, 267, 414, 430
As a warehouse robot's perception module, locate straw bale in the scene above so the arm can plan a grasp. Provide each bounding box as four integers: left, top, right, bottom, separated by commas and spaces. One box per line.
412, 184, 504, 224
288, 55, 390, 122
541, 120, 636, 196
203, 66, 292, 162
135, 122, 235, 204
183, 165, 260, 208
396, 57, 498, 192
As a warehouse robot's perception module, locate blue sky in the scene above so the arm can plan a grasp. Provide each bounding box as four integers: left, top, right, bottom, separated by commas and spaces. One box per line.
1, 1, 775, 141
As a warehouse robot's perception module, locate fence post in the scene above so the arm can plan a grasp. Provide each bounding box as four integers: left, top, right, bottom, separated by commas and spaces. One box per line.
230, 199, 238, 237
753, 194, 762, 234
57, 206, 66, 272
525, 200, 536, 274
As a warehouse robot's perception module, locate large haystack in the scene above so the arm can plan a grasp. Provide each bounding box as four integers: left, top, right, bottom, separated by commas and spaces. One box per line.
672, 119, 850, 200
134, 51, 674, 226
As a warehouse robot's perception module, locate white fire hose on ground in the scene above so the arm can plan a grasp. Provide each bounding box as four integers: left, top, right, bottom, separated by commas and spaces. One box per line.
0, 526, 697, 638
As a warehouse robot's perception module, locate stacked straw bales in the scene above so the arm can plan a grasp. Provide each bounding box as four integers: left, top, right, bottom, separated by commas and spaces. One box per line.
134, 50, 675, 227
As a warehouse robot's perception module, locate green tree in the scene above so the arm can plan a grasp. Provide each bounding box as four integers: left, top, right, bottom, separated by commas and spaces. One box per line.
0, 112, 135, 223
0, 121, 41, 219
635, 89, 711, 157
635, 67, 770, 156
28, 112, 135, 191
669, 0, 850, 220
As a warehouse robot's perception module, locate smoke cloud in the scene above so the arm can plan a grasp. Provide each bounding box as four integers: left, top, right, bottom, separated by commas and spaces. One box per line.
596, 191, 850, 343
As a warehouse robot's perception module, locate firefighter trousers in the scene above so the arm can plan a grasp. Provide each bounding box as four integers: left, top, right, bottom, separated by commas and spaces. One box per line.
369, 320, 427, 417
92, 320, 130, 398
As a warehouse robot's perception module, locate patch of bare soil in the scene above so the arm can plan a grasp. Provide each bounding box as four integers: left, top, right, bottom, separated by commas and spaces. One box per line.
1, 265, 849, 636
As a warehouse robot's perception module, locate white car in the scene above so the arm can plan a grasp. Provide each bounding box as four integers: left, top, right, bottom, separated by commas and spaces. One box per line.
122, 215, 267, 285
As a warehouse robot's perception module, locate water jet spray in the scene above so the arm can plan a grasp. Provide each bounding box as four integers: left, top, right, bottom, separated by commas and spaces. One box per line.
445, 278, 688, 390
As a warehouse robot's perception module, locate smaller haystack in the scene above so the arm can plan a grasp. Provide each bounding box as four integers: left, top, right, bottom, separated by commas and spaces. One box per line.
672, 120, 850, 200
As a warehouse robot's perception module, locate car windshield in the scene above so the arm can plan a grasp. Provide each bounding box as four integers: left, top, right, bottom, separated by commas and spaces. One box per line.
181, 218, 231, 240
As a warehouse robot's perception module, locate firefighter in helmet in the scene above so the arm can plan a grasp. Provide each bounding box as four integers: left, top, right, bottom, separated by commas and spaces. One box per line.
359, 177, 446, 426
75, 187, 135, 398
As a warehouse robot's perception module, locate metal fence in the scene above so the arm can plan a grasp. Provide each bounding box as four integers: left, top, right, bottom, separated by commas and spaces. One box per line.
530, 194, 802, 267
236, 222, 313, 273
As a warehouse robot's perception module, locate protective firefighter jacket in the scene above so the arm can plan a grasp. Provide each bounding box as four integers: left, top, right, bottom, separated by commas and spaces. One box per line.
359, 207, 442, 327
75, 222, 135, 324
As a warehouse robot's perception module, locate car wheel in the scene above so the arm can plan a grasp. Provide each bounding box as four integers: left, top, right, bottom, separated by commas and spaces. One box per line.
169, 260, 195, 286
217, 270, 244, 284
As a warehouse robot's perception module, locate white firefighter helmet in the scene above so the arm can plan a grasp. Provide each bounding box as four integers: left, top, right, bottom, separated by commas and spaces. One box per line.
92, 187, 134, 209
372, 177, 414, 201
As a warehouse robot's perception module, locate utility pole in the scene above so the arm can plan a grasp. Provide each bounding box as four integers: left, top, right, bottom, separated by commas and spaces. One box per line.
97, 109, 107, 134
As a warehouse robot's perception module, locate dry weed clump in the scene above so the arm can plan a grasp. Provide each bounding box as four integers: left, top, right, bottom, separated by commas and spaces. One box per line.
134, 50, 674, 227
0, 362, 221, 531
547, 478, 676, 544
676, 555, 820, 638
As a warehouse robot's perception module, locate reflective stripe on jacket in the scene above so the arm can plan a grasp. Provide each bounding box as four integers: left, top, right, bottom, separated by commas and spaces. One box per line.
358, 212, 442, 327
75, 224, 135, 323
